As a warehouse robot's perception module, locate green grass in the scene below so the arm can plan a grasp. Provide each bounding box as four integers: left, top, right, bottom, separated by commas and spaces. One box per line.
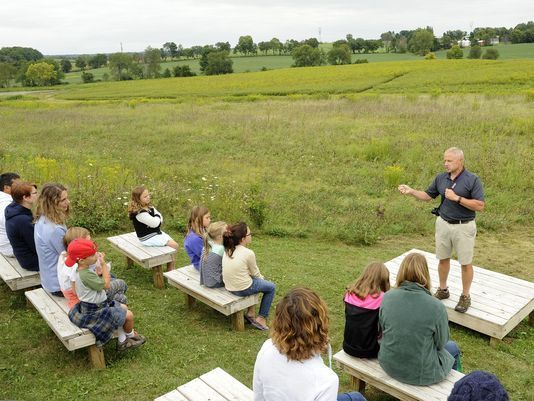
0, 57, 532, 400
1, 230, 533, 401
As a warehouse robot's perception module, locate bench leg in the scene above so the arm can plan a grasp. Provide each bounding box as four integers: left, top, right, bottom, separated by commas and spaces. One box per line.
529, 311, 533, 327
489, 337, 502, 347
185, 294, 196, 309
152, 266, 165, 289
88, 345, 106, 369
350, 376, 366, 394
126, 256, 133, 268
231, 310, 245, 332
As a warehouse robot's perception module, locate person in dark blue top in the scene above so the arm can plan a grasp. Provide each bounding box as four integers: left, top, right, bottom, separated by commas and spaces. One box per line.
398, 147, 485, 313
5, 181, 39, 271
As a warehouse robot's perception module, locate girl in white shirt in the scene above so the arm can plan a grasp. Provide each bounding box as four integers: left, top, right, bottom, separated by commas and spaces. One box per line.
253, 287, 367, 401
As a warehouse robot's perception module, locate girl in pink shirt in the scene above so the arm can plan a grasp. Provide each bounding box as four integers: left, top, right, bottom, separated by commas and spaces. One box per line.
343, 262, 390, 358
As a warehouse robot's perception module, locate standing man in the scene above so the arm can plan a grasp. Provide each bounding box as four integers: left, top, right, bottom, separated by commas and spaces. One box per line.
398, 147, 484, 313
0, 172, 21, 257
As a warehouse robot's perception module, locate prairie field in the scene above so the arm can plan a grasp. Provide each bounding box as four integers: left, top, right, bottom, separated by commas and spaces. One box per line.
0, 58, 533, 400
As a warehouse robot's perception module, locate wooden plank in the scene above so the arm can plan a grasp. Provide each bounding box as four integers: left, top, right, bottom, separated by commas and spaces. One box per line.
387, 249, 534, 340
154, 390, 189, 401
201, 367, 253, 401
0, 254, 20, 282
25, 289, 86, 342
334, 350, 462, 401
107, 232, 176, 269
177, 378, 227, 401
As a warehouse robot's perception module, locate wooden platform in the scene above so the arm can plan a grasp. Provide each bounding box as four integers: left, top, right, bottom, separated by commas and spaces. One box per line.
25, 288, 109, 368
386, 249, 534, 342
334, 350, 464, 401
107, 232, 176, 289
164, 265, 260, 331
0, 254, 40, 291
155, 367, 252, 401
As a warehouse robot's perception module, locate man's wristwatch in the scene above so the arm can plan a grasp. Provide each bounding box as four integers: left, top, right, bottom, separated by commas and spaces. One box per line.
457, 196, 462, 204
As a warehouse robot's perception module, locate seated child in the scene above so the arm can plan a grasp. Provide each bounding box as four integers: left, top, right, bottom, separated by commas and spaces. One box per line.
58, 227, 128, 310
128, 186, 178, 271
67, 238, 146, 351
448, 370, 508, 401
184, 205, 210, 270
343, 262, 390, 358
199, 221, 226, 288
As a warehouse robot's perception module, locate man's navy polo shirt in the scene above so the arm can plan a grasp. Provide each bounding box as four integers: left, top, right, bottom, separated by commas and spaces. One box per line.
425, 169, 484, 222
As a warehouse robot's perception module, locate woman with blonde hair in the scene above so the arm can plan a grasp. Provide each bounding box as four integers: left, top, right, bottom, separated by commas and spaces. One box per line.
34, 183, 70, 296
184, 205, 210, 270
378, 252, 461, 386
253, 287, 366, 401
199, 221, 226, 288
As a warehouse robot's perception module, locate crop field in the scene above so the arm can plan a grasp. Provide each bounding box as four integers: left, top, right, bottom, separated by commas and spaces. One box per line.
0, 58, 533, 400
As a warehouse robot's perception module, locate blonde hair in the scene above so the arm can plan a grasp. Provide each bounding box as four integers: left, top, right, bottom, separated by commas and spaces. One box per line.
346, 262, 390, 299
35, 183, 69, 225
63, 227, 91, 248
202, 221, 227, 261
444, 147, 465, 162
271, 287, 330, 362
187, 205, 209, 236
396, 253, 432, 290
128, 185, 149, 216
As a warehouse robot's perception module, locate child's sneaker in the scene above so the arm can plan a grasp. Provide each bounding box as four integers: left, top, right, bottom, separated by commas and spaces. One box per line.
117, 336, 145, 352
130, 331, 146, 343
434, 287, 450, 300
455, 295, 471, 313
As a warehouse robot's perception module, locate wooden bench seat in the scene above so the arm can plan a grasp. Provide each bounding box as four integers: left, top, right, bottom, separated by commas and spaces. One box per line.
0, 254, 40, 291
386, 248, 534, 344
107, 232, 176, 289
25, 288, 110, 368
164, 265, 260, 331
334, 350, 464, 401
155, 367, 252, 401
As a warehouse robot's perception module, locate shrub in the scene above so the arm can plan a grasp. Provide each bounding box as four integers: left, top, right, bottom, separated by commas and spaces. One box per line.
353, 58, 369, 64
384, 165, 404, 187
425, 52, 436, 60
173, 65, 196, 77
468, 45, 482, 59
291, 45, 326, 67
446, 45, 463, 59
482, 48, 500, 60
81, 72, 94, 83
162, 68, 172, 78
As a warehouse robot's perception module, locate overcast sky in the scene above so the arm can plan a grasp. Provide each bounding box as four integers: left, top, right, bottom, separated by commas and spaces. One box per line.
1, 1, 532, 55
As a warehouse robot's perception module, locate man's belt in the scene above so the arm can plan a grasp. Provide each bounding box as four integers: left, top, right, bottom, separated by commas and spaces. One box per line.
442, 218, 474, 225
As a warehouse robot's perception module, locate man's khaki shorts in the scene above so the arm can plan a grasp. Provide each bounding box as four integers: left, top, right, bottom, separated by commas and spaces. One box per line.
435, 216, 477, 265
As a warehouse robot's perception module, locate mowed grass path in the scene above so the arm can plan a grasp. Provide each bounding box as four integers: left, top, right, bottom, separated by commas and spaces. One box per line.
1, 230, 533, 401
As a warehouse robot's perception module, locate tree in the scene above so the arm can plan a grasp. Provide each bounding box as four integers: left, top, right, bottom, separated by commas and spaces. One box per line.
482, 48, 499, 59
363, 39, 381, 53
258, 41, 272, 55
291, 45, 325, 67
0, 46, 43, 66
354, 38, 366, 53
75, 56, 88, 71
173, 65, 196, 77
0, 62, 17, 87
215, 42, 231, 52
183, 48, 194, 59
408, 28, 435, 55
302, 37, 319, 48
204, 51, 233, 75
108, 52, 134, 80
162, 68, 172, 78
144, 46, 162, 78
89, 54, 107, 69
380, 31, 395, 52
163, 42, 178, 59
270, 38, 282, 55
468, 45, 482, 59
346, 34, 358, 54
283, 39, 300, 54
446, 45, 463, 59
235, 35, 256, 55
60, 59, 72, 73
327, 44, 351, 65
441, 30, 466, 49
24, 61, 57, 86
191, 46, 203, 58
199, 45, 217, 72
